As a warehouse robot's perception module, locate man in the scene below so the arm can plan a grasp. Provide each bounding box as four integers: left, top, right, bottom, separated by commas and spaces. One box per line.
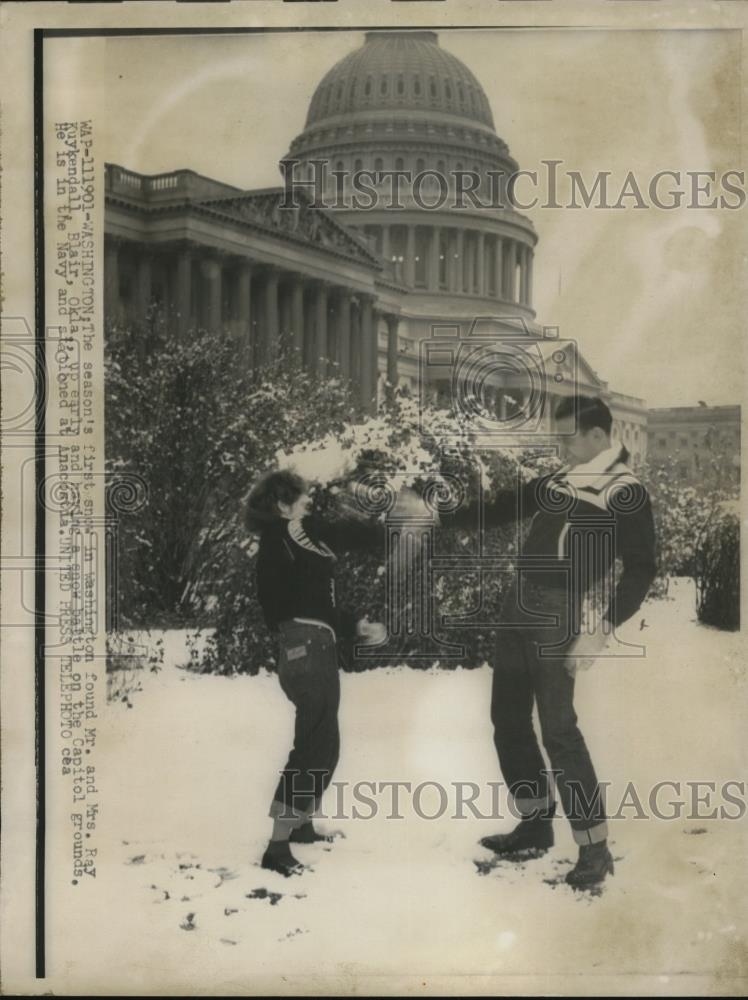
446, 395, 657, 887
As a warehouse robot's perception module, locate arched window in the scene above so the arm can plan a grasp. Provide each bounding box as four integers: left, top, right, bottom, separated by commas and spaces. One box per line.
336, 83, 343, 101
416, 158, 425, 173
380, 76, 388, 96
429, 75, 437, 98
354, 158, 363, 173
364, 76, 372, 97
444, 80, 452, 100
413, 76, 421, 96
374, 157, 384, 173
397, 74, 405, 95
458, 82, 464, 104
395, 157, 405, 172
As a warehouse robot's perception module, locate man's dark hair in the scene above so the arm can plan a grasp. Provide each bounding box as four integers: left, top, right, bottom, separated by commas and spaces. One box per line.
246, 469, 306, 531
555, 395, 613, 436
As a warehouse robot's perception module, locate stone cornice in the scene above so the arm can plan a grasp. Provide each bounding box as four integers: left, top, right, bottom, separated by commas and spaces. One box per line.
104, 189, 383, 270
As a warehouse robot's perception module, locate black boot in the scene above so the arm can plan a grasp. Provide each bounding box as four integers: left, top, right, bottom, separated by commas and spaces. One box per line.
289, 822, 332, 845
480, 806, 555, 856
261, 841, 304, 877
565, 841, 614, 888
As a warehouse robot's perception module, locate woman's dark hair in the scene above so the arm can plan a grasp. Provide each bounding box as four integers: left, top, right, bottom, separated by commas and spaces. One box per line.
555, 394, 613, 435
246, 469, 306, 531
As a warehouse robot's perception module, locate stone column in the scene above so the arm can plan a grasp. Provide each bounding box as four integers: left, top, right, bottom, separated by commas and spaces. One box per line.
313, 282, 329, 376
262, 269, 280, 364
174, 246, 192, 337
430, 227, 441, 291
466, 232, 475, 294
495, 237, 504, 300
386, 314, 400, 394
104, 239, 120, 321
518, 245, 527, 304
135, 252, 152, 324
290, 278, 305, 362
502, 238, 515, 302
359, 296, 377, 413
445, 230, 455, 291
381, 225, 391, 266
476, 231, 485, 297
236, 261, 252, 353
455, 228, 465, 292
349, 299, 361, 388
405, 226, 416, 286
205, 257, 222, 332
526, 249, 534, 308
335, 290, 352, 378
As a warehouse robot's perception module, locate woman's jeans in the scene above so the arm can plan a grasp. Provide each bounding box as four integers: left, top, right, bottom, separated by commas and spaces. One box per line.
269, 620, 341, 826
492, 581, 608, 845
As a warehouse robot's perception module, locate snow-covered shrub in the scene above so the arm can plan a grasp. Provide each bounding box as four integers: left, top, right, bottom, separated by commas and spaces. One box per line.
694, 502, 740, 630
638, 455, 737, 596
105, 323, 355, 628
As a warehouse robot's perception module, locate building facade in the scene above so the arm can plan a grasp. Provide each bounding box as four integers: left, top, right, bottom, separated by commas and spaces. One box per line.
647, 405, 741, 488
104, 29, 647, 455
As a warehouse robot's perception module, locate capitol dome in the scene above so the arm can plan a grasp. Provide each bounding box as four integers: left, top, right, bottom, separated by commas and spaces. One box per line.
305, 30, 495, 131
283, 29, 536, 317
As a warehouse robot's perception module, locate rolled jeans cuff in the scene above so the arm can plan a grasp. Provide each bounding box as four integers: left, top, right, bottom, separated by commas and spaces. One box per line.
269, 798, 316, 827
514, 795, 554, 818
573, 820, 608, 846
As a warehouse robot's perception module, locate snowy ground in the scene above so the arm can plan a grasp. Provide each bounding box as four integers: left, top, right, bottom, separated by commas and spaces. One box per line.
78, 580, 745, 994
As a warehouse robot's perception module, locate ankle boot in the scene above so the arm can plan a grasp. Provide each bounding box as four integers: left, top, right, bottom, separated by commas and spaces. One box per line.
480, 806, 555, 856
565, 841, 614, 887
289, 822, 332, 844
261, 840, 304, 877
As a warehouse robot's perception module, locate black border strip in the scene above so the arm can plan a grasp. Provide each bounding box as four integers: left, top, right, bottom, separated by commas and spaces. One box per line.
33, 26, 46, 981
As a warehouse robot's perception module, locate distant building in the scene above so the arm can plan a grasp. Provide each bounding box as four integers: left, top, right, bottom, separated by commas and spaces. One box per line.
647, 405, 741, 488
104, 29, 646, 442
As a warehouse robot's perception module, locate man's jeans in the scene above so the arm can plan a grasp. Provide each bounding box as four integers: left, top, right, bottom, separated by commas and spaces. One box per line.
269, 620, 341, 825
492, 581, 608, 845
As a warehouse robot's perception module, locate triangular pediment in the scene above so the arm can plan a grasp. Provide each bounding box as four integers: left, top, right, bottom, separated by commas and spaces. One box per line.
197, 188, 381, 267
537, 339, 606, 391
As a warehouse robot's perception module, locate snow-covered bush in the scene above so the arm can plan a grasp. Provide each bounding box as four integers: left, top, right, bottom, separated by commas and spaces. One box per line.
105, 323, 355, 628
694, 502, 740, 630
638, 455, 737, 596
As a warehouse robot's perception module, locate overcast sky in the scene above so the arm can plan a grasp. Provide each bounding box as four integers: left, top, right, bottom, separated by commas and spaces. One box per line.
96, 29, 743, 407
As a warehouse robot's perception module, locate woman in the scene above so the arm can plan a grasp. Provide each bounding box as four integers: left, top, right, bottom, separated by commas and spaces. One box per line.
246, 469, 385, 876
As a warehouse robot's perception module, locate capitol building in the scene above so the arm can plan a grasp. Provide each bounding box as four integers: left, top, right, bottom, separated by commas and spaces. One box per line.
104, 29, 648, 464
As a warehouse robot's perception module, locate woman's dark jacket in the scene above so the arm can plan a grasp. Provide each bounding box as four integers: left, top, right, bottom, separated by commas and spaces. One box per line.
251, 509, 384, 639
